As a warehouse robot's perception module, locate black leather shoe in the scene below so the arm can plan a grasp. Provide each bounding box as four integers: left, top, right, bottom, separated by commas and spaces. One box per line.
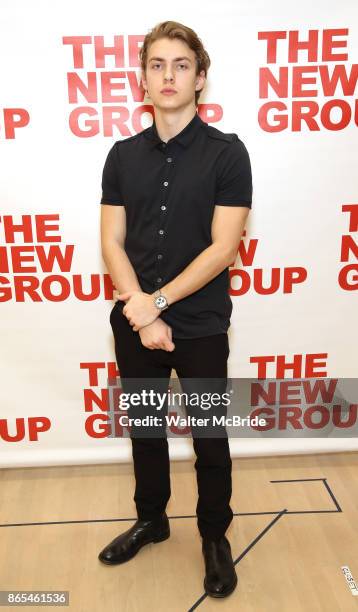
98, 513, 170, 565
202, 535, 238, 598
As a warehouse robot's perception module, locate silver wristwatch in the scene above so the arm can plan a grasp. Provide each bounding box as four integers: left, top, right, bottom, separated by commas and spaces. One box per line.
154, 288, 169, 311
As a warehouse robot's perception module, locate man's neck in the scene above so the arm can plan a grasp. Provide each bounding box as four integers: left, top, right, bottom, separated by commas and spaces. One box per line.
153, 105, 197, 143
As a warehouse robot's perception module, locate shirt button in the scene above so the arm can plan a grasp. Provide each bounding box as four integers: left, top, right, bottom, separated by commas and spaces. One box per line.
163, 181, 169, 187
161, 205, 166, 211
166, 157, 172, 162
156, 277, 162, 283
157, 254, 163, 259
159, 229, 164, 235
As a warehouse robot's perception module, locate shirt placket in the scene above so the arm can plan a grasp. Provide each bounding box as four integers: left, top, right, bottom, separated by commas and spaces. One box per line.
154, 141, 175, 288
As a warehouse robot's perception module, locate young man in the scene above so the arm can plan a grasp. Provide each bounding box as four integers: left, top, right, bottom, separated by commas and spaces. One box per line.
98, 21, 252, 599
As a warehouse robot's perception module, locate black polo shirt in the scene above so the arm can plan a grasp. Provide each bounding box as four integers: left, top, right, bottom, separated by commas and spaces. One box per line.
100, 112, 252, 339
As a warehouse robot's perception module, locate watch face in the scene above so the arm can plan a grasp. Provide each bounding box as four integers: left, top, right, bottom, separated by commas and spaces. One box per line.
155, 295, 167, 309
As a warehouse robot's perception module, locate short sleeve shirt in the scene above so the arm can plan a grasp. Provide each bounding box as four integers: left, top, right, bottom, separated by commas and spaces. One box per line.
100, 112, 253, 339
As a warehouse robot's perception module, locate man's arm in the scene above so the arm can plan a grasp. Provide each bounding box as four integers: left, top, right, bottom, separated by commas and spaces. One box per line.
101, 204, 175, 349
100, 204, 142, 294
160, 205, 250, 305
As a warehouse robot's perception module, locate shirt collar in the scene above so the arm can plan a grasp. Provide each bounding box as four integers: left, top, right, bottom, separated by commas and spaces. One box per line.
143, 112, 205, 149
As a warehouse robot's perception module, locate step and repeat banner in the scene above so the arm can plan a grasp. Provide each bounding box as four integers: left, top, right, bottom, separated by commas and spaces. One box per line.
1, 0, 357, 467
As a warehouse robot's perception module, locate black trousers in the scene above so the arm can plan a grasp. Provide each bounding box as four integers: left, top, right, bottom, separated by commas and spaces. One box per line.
110, 303, 233, 540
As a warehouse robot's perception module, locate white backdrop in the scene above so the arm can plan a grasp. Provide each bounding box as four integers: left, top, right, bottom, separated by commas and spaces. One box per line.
1, 0, 357, 467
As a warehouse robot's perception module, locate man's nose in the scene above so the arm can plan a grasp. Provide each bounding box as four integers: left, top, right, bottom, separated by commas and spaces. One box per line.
164, 69, 174, 82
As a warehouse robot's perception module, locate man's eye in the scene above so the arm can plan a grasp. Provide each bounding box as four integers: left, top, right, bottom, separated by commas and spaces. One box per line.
151, 63, 188, 69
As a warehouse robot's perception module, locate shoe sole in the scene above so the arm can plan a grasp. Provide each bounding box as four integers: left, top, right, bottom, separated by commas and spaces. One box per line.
203, 573, 238, 598
98, 529, 170, 565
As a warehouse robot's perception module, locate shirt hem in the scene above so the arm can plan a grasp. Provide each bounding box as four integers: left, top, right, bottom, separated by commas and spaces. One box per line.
171, 329, 229, 340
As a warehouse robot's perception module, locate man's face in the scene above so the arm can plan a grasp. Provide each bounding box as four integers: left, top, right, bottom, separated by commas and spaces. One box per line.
141, 37, 206, 111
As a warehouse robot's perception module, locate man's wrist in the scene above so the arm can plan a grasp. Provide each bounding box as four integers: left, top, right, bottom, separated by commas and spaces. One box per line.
152, 288, 169, 311
158, 283, 177, 306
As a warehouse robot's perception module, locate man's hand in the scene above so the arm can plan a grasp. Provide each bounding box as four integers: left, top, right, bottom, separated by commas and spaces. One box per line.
115, 290, 159, 331
138, 318, 175, 351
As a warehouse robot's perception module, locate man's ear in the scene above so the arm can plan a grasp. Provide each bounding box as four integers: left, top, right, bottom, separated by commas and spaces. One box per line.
195, 70, 206, 91
141, 70, 147, 92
